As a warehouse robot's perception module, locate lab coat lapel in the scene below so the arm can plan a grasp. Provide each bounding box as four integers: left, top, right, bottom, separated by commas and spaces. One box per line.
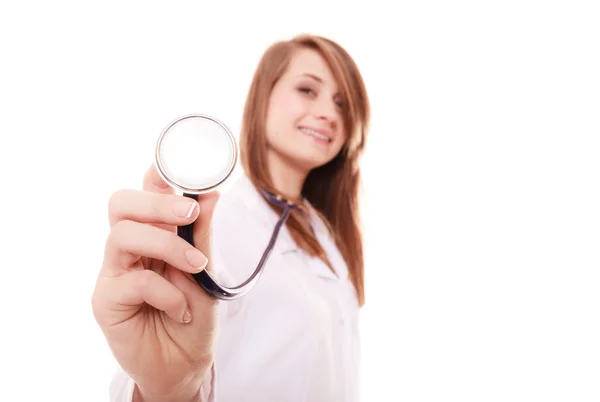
234, 174, 345, 280
236, 174, 298, 254
304, 200, 349, 282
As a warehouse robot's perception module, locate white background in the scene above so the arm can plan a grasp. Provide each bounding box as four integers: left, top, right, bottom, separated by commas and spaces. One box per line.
1, 1, 599, 401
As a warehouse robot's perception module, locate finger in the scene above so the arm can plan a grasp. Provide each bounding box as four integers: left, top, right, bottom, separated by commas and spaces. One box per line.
166, 266, 220, 336
142, 163, 180, 232
108, 189, 199, 228
143, 163, 174, 195
102, 220, 208, 277
101, 269, 192, 325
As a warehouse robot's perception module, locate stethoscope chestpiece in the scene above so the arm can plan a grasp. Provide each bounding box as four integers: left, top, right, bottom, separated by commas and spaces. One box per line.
155, 113, 238, 195
154, 114, 297, 301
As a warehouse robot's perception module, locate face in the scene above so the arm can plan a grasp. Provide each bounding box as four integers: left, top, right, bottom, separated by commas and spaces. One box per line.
265, 48, 346, 174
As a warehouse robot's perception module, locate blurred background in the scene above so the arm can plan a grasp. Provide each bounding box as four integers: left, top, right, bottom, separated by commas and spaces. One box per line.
0, 1, 598, 400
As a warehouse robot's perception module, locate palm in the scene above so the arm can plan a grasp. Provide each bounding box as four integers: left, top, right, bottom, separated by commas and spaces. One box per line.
99, 256, 219, 396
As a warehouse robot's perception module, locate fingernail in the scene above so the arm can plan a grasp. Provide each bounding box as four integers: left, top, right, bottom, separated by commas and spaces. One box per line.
182, 309, 192, 323
185, 248, 208, 271
174, 202, 197, 218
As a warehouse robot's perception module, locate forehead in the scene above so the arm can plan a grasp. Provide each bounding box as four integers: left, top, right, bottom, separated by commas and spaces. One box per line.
284, 48, 338, 90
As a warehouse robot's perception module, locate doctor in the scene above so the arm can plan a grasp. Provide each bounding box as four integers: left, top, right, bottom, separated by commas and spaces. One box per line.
92, 33, 371, 401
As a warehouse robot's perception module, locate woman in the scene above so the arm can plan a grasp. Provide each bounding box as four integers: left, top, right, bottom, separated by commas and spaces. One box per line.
93, 33, 370, 402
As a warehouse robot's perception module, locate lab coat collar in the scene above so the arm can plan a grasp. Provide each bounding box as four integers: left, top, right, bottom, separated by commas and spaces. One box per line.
232, 173, 328, 237
231, 172, 344, 281
231, 173, 298, 254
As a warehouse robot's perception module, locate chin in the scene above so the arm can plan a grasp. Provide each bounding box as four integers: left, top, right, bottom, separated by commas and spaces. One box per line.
291, 155, 335, 173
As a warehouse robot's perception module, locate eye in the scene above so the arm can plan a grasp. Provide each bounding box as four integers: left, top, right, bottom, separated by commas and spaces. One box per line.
298, 87, 316, 96
334, 98, 344, 109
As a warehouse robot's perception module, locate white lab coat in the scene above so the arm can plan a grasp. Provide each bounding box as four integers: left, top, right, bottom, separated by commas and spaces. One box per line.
109, 173, 361, 401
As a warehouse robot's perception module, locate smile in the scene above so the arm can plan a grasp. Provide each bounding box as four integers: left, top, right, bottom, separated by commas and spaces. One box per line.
299, 127, 332, 144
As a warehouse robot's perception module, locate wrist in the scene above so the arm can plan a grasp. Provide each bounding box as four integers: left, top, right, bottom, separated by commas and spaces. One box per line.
132, 370, 207, 402
133, 383, 201, 402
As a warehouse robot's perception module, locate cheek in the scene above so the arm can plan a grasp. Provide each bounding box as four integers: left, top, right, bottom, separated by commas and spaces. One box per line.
334, 128, 347, 151
276, 89, 309, 121
267, 92, 295, 132
265, 100, 286, 142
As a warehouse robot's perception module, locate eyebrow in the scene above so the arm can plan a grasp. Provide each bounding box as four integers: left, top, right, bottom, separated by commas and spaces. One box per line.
298, 73, 323, 83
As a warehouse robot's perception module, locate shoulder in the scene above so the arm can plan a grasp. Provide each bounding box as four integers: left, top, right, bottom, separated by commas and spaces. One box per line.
212, 172, 281, 236
213, 172, 262, 220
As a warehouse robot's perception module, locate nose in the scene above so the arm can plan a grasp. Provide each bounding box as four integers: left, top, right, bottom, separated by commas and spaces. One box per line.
313, 96, 339, 128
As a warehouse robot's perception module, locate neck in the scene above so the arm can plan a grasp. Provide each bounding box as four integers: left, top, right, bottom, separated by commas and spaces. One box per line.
266, 151, 308, 201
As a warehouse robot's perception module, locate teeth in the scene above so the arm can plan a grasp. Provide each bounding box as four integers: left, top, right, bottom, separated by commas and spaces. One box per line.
301, 128, 330, 142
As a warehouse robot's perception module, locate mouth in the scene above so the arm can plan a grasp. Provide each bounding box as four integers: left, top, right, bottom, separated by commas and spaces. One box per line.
299, 127, 332, 144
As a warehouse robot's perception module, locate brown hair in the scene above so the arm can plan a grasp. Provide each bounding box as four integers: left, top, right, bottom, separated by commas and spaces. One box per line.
239, 34, 370, 306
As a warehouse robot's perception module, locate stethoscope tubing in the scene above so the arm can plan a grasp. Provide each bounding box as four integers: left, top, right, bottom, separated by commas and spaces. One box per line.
178, 191, 298, 300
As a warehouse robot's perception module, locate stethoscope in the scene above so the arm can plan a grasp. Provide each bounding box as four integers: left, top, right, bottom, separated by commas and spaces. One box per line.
154, 114, 300, 301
